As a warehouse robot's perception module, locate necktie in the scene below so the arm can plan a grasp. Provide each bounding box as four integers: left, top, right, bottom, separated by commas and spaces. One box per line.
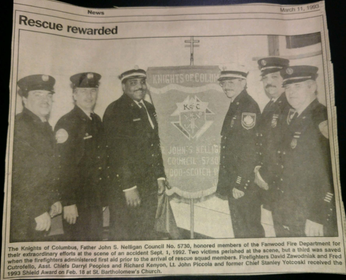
90, 112, 97, 121
41, 121, 55, 147
42, 121, 52, 131
138, 102, 154, 129
90, 113, 99, 139
289, 111, 298, 124
263, 99, 274, 115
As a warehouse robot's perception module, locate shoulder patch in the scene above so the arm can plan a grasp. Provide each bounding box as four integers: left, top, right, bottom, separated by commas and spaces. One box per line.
319, 120, 329, 139
241, 112, 256, 130
55, 128, 69, 143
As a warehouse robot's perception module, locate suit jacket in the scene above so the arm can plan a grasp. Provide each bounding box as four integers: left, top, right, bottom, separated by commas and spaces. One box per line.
216, 90, 261, 197
273, 99, 337, 235
11, 108, 59, 242
55, 106, 105, 207
103, 94, 165, 199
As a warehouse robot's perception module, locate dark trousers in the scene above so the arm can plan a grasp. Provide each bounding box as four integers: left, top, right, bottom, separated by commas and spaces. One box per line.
63, 205, 103, 241
228, 189, 264, 238
109, 189, 159, 241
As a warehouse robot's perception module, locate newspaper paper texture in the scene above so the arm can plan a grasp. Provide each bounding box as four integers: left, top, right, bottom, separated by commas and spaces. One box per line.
2, 0, 346, 278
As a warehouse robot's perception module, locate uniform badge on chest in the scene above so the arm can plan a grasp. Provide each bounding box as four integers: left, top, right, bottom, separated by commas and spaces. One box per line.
271, 114, 279, 128
84, 132, 92, 140
290, 132, 301, 149
241, 112, 256, 130
230, 115, 237, 128
290, 138, 297, 149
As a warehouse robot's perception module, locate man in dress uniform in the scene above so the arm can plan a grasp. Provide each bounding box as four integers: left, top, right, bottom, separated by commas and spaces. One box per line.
272, 65, 337, 237
55, 72, 105, 241
216, 64, 264, 238
103, 67, 166, 240
11, 74, 61, 242
254, 57, 290, 213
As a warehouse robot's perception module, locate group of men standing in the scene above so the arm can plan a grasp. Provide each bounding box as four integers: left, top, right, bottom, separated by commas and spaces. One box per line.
10, 57, 337, 242
216, 57, 337, 238
11, 68, 166, 242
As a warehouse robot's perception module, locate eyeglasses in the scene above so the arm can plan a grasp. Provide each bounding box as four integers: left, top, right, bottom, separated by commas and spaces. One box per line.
219, 80, 240, 87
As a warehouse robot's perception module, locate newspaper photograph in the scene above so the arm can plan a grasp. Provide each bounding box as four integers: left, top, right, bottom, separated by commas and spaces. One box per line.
2, 0, 346, 277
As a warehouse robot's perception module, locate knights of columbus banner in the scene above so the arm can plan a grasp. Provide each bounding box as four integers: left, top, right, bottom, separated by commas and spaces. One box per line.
147, 66, 229, 199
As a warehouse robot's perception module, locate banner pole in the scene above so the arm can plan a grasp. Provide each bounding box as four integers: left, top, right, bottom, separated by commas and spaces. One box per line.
190, 198, 194, 239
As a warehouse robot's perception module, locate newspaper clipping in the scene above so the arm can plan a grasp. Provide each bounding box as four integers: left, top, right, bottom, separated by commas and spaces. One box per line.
2, 0, 346, 278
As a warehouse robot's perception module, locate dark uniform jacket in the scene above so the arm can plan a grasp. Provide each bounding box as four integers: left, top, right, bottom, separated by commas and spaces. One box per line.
256, 93, 291, 209
54, 106, 105, 208
103, 93, 165, 199
273, 99, 337, 235
11, 108, 59, 242
216, 89, 261, 196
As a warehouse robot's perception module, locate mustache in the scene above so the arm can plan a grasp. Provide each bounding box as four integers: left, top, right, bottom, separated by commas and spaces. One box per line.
265, 84, 276, 89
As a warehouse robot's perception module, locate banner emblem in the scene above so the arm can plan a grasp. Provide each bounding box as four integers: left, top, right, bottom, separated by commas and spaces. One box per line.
171, 95, 214, 140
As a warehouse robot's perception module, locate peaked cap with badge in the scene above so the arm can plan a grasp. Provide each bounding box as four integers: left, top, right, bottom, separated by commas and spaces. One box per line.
218, 64, 248, 81
281, 65, 318, 86
118, 66, 147, 82
17, 74, 55, 97
258, 57, 289, 76
70, 72, 101, 88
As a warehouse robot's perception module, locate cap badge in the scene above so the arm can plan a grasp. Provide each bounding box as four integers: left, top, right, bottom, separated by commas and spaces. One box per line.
134, 65, 139, 70
87, 73, 94, 79
286, 68, 294, 75
261, 59, 267, 66
42, 75, 49, 82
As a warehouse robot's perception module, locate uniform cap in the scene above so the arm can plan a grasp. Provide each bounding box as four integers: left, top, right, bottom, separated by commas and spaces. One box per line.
280, 65, 318, 86
218, 64, 248, 81
119, 66, 146, 82
258, 57, 289, 76
17, 74, 55, 96
70, 72, 101, 88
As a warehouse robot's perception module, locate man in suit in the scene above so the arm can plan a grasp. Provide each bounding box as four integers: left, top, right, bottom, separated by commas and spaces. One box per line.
55, 72, 105, 241
103, 67, 166, 240
254, 57, 291, 213
216, 65, 264, 238
272, 65, 337, 237
11, 74, 61, 242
